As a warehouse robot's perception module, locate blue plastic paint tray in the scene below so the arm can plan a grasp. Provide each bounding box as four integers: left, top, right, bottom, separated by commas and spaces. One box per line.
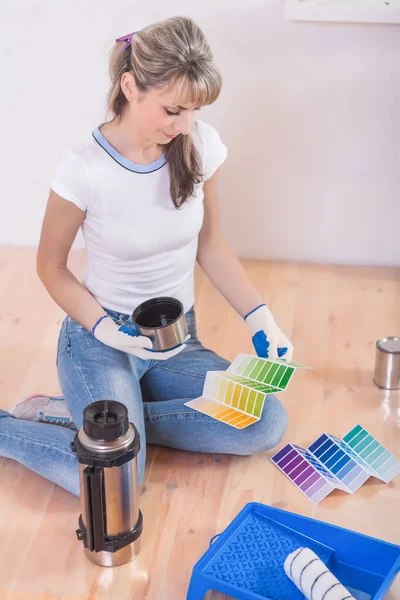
186, 502, 400, 600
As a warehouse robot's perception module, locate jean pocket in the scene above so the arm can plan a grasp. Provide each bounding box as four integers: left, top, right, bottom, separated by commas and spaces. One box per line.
104, 308, 126, 324
64, 316, 90, 351
56, 328, 62, 367
56, 315, 70, 362
66, 316, 85, 335
184, 308, 198, 340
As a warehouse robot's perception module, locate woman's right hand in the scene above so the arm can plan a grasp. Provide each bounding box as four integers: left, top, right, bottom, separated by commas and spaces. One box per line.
92, 315, 188, 360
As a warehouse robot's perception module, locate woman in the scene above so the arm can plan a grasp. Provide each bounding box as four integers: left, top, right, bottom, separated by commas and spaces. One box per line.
1, 16, 293, 497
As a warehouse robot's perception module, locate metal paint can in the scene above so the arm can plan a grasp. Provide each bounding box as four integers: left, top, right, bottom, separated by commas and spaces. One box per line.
373, 337, 400, 390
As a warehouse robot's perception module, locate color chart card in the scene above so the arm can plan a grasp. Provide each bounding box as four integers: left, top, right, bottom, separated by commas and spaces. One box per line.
228, 354, 309, 391
342, 425, 400, 483
308, 434, 370, 493
203, 372, 272, 410
271, 424, 400, 504
185, 396, 260, 429
185, 354, 309, 429
271, 443, 337, 504
185, 371, 268, 429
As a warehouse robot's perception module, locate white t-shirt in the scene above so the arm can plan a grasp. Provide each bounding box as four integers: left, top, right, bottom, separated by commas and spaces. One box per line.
50, 119, 228, 315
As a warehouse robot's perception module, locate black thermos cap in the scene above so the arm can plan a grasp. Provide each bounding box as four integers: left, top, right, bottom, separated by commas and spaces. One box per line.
83, 400, 129, 442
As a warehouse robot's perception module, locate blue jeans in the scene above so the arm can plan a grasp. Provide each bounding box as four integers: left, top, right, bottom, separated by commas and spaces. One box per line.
0, 306, 288, 497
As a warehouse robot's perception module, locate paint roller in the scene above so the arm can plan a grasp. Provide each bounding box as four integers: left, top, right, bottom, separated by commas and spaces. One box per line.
284, 547, 355, 600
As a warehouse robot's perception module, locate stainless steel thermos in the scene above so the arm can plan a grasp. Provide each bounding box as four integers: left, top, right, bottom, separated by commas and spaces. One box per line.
71, 400, 143, 566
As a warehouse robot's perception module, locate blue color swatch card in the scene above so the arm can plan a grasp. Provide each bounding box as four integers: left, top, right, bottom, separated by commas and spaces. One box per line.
271, 424, 400, 504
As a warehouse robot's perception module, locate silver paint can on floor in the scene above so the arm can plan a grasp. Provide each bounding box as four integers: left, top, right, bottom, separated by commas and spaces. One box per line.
373, 337, 400, 390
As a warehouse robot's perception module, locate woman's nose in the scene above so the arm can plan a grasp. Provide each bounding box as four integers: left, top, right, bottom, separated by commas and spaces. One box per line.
177, 112, 193, 136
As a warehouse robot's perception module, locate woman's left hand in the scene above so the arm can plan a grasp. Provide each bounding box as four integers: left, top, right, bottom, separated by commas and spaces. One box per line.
244, 303, 294, 361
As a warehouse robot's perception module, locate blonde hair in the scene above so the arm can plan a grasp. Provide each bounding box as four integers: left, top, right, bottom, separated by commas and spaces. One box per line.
106, 16, 222, 208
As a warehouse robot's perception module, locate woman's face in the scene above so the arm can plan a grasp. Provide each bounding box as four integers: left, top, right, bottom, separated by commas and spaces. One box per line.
122, 73, 202, 143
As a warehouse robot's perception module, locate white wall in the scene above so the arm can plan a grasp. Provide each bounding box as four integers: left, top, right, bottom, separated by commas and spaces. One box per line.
285, 0, 400, 24
1, 0, 399, 266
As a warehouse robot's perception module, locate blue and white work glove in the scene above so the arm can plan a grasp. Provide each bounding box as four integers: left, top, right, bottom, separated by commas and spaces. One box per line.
92, 315, 189, 360
244, 303, 294, 361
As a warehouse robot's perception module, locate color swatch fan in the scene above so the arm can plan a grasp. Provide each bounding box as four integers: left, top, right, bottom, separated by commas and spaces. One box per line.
185, 354, 309, 429
271, 424, 400, 504
342, 424, 400, 483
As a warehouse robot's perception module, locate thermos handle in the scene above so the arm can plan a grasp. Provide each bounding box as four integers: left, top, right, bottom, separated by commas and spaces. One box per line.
83, 465, 106, 552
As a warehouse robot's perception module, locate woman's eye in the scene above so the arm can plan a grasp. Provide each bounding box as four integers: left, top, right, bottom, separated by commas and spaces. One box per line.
165, 108, 202, 116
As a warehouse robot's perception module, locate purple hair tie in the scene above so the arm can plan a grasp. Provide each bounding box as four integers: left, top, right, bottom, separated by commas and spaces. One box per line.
115, 32, 136, 51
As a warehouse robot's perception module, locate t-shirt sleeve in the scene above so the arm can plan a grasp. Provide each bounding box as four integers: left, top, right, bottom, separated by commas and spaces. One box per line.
50, 148, 90, 211
197, 120, 228, 181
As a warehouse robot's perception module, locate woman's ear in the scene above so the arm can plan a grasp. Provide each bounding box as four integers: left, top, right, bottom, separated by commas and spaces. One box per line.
120, 71, 138, 103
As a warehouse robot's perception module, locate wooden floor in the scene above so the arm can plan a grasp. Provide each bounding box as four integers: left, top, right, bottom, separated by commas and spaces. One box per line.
0, 247, 399, 600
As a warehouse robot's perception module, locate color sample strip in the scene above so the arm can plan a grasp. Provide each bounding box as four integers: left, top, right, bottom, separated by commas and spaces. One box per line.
330, 435, 373, 474
185, 353, 310, 430
291, 444, 348, 492
308, 434, 370, 493
185, 397, 258, 429
227, 355, 295, 389
342, 425, 400, 483
229, 354, 310, 373
215, 372, 280, 394
271, 443, 336, 504
203, 372, 267, 418
227, 354, 309, 390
